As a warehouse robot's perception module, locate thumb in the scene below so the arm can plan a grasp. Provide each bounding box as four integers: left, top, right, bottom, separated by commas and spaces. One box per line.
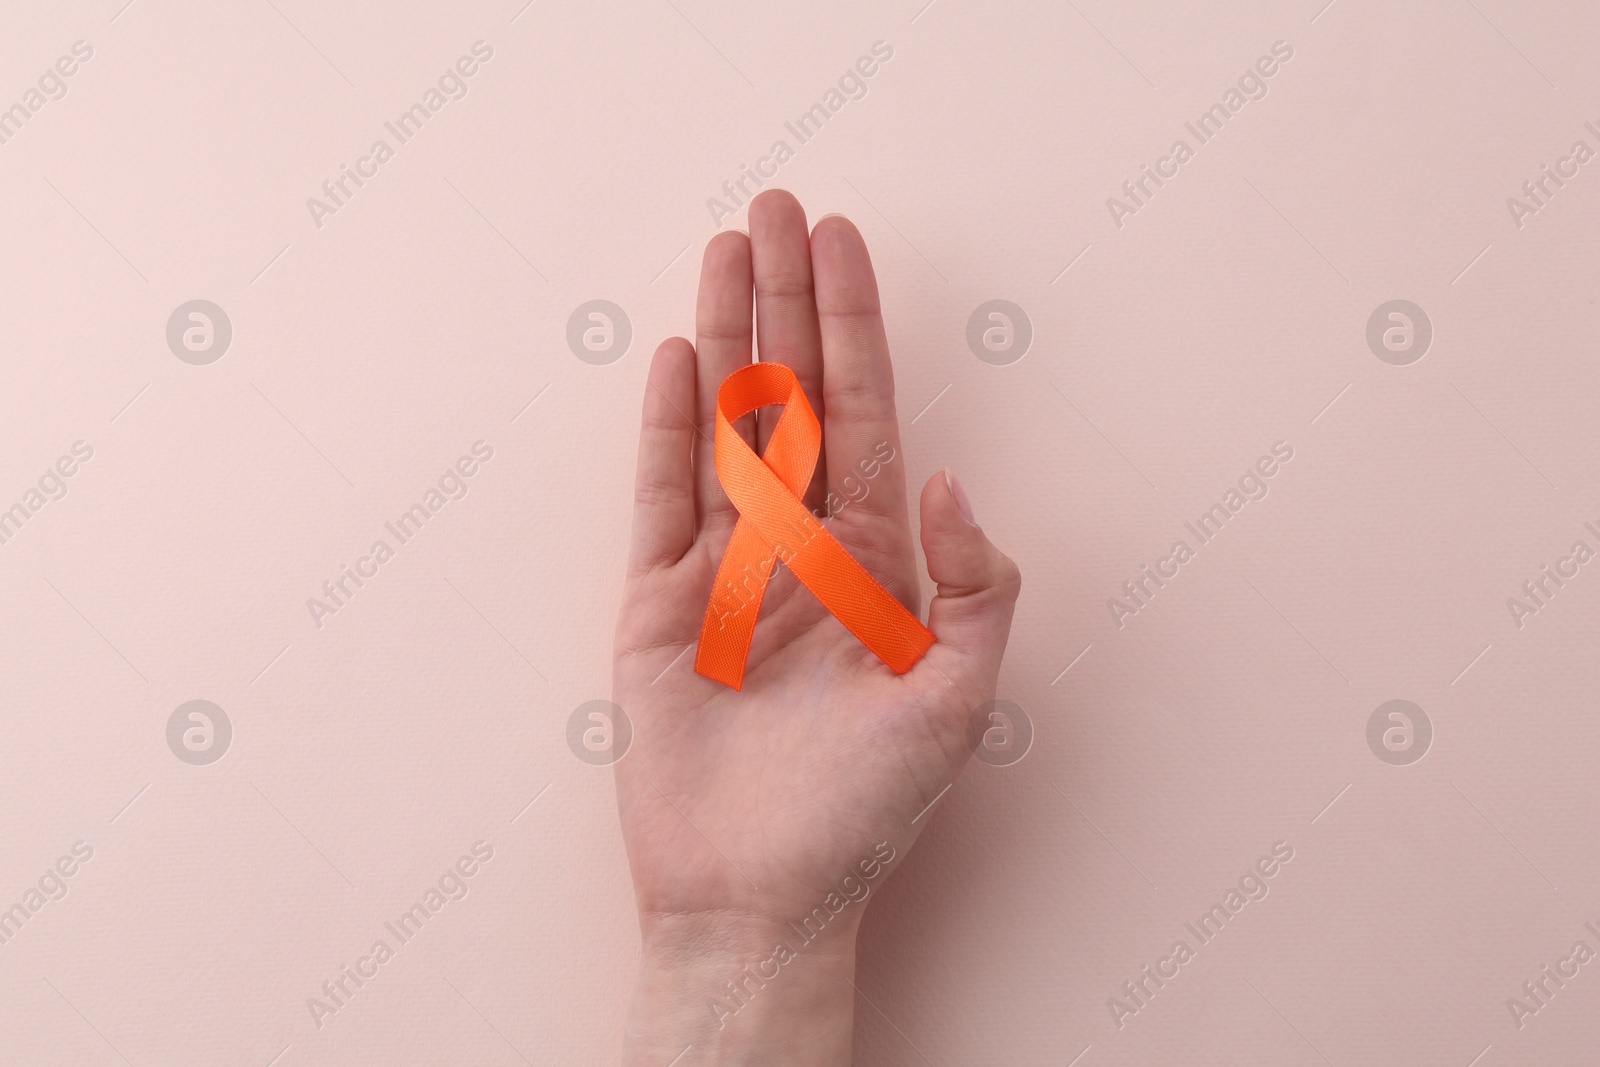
919, 469, 1021, 674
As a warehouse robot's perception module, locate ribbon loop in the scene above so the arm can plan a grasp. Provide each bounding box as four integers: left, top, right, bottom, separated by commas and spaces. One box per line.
694, 363, 935, 689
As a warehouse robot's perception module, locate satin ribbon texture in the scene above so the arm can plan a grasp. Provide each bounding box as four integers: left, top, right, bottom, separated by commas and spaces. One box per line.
694, 362, 935, 690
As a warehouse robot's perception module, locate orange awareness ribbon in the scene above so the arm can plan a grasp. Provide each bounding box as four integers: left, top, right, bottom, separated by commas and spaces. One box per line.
695, 362, 935, 689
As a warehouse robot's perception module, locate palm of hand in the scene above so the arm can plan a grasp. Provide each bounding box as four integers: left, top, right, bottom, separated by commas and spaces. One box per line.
612, 191, 1019, 937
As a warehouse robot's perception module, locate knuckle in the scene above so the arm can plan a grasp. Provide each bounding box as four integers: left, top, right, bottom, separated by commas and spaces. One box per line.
993, 555, 1022, 600
758, 264, 815, 300
633, 476, 683, 509
696, 320, 752, 344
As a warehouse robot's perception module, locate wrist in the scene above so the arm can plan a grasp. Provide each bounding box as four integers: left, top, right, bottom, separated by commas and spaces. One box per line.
624, 910, 861, 1066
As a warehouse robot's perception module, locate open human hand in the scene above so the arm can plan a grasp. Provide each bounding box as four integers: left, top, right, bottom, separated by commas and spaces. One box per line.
613, 189, 1021, 1065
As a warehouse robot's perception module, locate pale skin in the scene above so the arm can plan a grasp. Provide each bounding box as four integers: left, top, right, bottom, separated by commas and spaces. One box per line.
614, 189, 1021, 1065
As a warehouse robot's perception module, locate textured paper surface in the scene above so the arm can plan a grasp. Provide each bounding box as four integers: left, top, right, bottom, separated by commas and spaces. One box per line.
0, 1, 1595, 1064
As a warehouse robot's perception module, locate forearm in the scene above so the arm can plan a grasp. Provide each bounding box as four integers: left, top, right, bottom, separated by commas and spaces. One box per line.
623, 912, 860, 1066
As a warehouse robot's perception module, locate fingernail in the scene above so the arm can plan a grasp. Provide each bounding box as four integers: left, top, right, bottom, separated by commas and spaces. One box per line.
945, 468, 978, 527
816, 212, 847, 222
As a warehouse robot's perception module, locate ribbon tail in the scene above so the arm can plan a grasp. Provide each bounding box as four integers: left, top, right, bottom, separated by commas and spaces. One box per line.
787, 525, 934, 673
693, 518, 776, 690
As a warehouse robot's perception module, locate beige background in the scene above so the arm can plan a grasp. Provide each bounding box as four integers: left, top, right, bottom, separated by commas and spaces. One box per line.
1, 0, 1597, 1064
